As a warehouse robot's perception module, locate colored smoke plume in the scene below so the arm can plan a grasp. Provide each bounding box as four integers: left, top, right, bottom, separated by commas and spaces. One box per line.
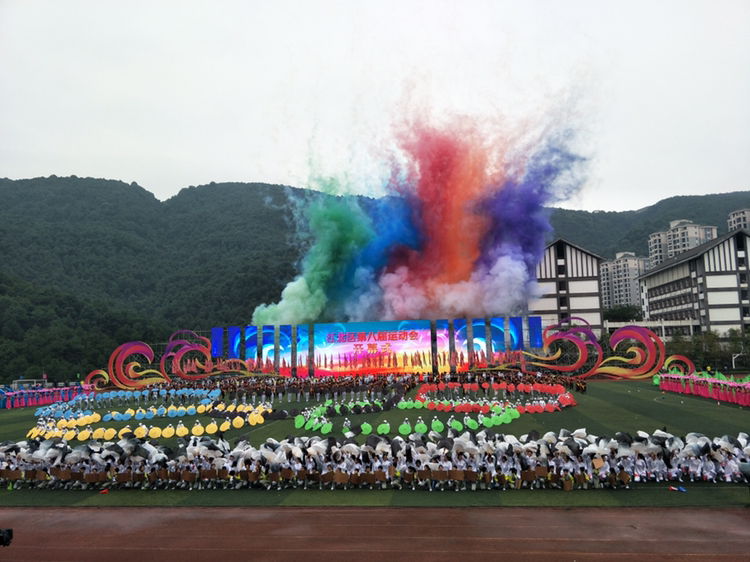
252, 115, 585, 325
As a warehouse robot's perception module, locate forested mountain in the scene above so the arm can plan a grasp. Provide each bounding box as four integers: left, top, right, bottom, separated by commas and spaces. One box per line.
548, 191, 750, 259
1, 177, 303, 328
0, 175, 748, 383
0, 270, 171, 384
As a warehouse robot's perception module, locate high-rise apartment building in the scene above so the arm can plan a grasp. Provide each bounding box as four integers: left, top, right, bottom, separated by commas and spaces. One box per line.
600, 252, 649, 309
648, 219, 718, 268
728, 209, 750, 232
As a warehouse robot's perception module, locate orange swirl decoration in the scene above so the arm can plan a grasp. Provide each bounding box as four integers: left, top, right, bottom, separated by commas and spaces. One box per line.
161, 330, 213, 381
663, 354, 696, 375
521, 319, 696, 380
85, 341, 169, 390
523, 317, 603, 374
598, 325, 665, 379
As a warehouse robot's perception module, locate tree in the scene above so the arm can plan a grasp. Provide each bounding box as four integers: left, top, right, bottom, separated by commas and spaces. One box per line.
603, 305, 643, 322
666, 331, 690, 359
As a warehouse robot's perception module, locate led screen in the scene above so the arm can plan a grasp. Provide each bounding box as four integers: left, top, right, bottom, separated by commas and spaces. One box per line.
529, 316, 543, 348
490, 316, 505, 361
278, 325, 293, 376
472, 318, 487, 367
211, 327, 224, 358
244, 325, 258, 370
228, 326, 242, 360
509, 316, 523, 351
261, 325, 275, 373
453, 318, 469, 372
296, 324, 310, 378
312, 320, 432, 376
435, 319, 450, 374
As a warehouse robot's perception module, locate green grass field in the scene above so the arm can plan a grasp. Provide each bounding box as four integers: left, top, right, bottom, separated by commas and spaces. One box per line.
1, 379, 748, 507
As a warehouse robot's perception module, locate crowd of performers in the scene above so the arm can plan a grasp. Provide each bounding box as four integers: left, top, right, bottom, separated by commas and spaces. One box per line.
78, 370, 581, 411
1, 370, 748, 493
0, 384, 90, 410
660, 373, 750, 406
215, 370, 584, 406
1, 427, 747, 493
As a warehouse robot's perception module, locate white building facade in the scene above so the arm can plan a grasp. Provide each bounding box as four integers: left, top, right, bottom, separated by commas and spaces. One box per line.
529, 238, 604, 336
640, 229, 750, 338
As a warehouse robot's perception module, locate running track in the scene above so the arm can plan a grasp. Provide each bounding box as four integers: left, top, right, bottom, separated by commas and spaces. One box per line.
1, 507, 748, 561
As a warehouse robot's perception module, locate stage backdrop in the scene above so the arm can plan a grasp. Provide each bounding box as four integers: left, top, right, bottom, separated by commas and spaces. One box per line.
85, 317, 698, 389
312, 320, 432, 375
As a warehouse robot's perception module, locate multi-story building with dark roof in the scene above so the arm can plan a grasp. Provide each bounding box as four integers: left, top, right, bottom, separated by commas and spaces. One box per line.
528, 238, 604, 336
639, 229, 750, 338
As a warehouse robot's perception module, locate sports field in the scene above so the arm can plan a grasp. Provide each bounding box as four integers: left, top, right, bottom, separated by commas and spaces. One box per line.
0, 378, 748, 508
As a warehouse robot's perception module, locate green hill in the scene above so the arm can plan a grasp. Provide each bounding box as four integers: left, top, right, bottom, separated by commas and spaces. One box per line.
548, 191, 750, 258
0, 175, 748, 383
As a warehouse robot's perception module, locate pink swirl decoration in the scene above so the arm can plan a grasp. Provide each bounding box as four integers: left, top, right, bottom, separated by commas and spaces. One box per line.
86, 330, 256, 390
598, 325, 664, 379
523, 318, 696, 380
663, 354, 696, 375
524, 317, 602, 373
85, 341, 168, 390
161, 330, 252, 380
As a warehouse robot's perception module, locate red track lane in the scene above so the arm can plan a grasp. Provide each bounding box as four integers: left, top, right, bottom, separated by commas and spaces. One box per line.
1, 507, 749, 562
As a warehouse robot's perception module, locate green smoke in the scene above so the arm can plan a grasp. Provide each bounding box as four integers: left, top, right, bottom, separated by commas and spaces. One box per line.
251, 192, 374, 325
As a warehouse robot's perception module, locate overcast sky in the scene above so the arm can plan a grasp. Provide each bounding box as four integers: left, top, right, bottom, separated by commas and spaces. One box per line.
1, 1, 749, 212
